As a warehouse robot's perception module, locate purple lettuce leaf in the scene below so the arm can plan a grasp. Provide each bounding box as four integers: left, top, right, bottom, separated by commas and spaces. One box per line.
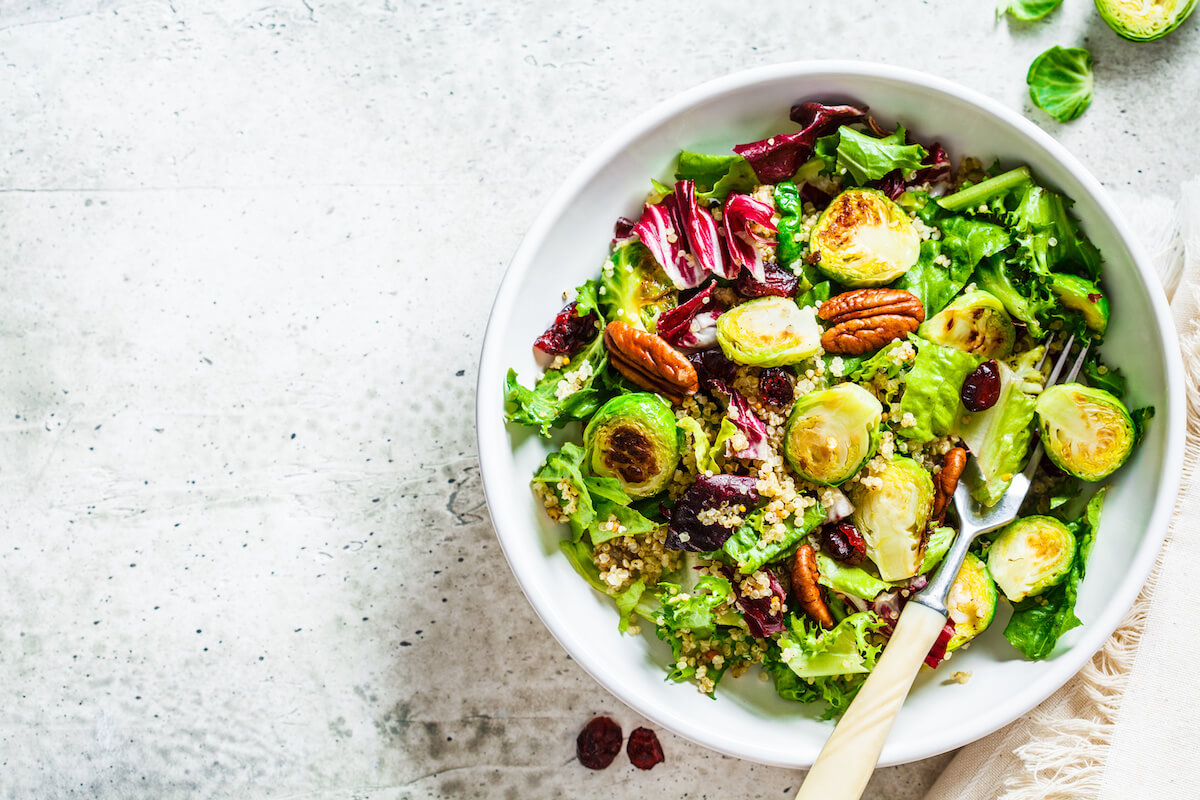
656, 283, 725, 352
632, 196, 706, 289
674, 180, 731, 279
722, 565, 787, 638
735, 102, 868, 183
666, 474, 760, 552
722, 193, 777, 282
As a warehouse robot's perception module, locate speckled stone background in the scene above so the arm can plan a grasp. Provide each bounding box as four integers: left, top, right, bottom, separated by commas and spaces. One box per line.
0, 1, 1195, 798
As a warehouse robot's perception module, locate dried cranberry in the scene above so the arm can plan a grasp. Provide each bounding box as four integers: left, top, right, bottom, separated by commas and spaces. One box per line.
686, 348, 738, 389
820, 520, 866, 566
758, 367, 794, 407
577, 716, 622, 770
734, 260, 800, 299
533, 301, 599, 357
627, 727, 665, 770
666, 474, 760, 552
961, 360, 1001, 412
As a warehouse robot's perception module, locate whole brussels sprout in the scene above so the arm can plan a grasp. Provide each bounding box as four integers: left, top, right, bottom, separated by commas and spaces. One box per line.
784, 384, 882, 486
850, 457, 934, 582
987, 515, 1077, 602
1049, 273, 1110, 335
1036, 383, 1134, 482
809, 188, 921, 288
1096, 0, 1197, 41
945, 552, 998, 651
584, 393, 680, 498
715, 296, 822, 367
919, 290, 1016, 359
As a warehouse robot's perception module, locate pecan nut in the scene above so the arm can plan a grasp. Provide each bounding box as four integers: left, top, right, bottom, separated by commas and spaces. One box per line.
792, 544, 834, 629
817, 288, 925, 355
603, 321, 698, 403
932, 446, 967, 524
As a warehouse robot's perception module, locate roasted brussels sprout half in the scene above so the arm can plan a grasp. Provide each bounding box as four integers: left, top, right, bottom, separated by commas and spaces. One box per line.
1036, 383, 1134, 481
584, 393, 680, 498
809, 188, 921, 288
715, 296, 822, 367
1049, 273, 1110, 335
600, 242, 678, 332
849, 457, 934, 582
784, 384, 882, 486
1096, 0, 1197, 41
919, 290, 1016, 359
987, 516, 1077, 602
945, 552, 998, 651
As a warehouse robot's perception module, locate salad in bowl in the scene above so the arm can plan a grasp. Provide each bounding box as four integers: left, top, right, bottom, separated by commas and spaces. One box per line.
501, 99, 1152, 718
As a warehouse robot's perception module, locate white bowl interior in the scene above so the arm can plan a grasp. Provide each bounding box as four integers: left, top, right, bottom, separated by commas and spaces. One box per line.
476, 63, 1184, 767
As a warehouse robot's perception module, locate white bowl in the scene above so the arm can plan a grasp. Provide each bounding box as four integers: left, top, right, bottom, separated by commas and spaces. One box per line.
475, 62, 1185, 767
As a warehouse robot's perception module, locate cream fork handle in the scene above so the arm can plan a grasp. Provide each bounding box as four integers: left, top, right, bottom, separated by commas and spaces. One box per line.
795, 602, 947, 800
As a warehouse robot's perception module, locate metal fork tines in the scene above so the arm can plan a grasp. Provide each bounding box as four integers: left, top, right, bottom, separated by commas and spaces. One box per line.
914, 334, 1090, 616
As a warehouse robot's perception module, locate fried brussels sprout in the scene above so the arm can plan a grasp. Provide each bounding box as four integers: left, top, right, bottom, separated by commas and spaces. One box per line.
809, 188, 921, 288
784, 384, 883, 486
850, 457, 934, 581
919, 290, 1016, 359
1036, 383, 1135, 481
715, 296, 822, 367
987, 516, 1077, 602
600, 242, 678, 332
1096, 0, 1197, 41
584, 393, 680, 498
945, 552, 999, 651
1049, 273, 1110, 335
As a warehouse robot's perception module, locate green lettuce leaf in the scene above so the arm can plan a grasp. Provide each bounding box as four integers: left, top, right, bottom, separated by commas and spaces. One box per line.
1004, 488, 1105, 658
816, 553, 891, 600
975, 254, 1055, 338
1009, 183, 1102, 281
767, 612, 884, 718
675, 152, 759, 203
613, 578, 647, 633
958, 351, 1042, 505
897, 339, 983, 443
1083, 354, 1126, 399
834, 125, 928, 185
1027, 46, 1094, 123
531, 443, 595, 539
921, 526, 956, 573
997, 0, 1063, 21
723, 503, 827, 574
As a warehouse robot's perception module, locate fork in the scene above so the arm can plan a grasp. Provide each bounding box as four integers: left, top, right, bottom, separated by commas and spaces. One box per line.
795, 335, 1091, 800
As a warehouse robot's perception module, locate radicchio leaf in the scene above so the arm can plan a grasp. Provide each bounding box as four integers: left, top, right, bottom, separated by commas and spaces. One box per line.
723, 389, 773, 461
612, 216, 638, 247
674, 180, 730, 279
872, 170, 906, 200
734, 260, 800, 299
656, 283, 725, 351
722, 565, 787, 638
722, 193, 777, 283
912, 143, 953, 194
632, 197, 705, 289
666, 474, 759, 552
800, 182, 833, 210
735, 102, 868, 183
532, 301, 599, 358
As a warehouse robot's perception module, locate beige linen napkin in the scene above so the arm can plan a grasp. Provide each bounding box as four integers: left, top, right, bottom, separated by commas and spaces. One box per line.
924, 180, 1200, 800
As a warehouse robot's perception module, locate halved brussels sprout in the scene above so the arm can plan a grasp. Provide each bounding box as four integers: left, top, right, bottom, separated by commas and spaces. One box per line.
849, 457, 934, 582
1096, 0, 1197, 41
584, 393, 680, 498
945, 552, 998, 651
784, 384, 882, 486
809, 188, 921, 288
715, 296, 822, 366
1049, 273, 1110, 335
919, 290, 1016, 359
987, 515, 1077, 602
1036, 383, 1134, 482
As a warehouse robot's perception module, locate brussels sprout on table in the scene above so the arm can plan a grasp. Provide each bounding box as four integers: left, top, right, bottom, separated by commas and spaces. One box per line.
1096, 0, 1197, 40
809, 188, 921, 288
919, 289, 1016, 359
987, 515, 1077, 602
1036, 383, 1135, 481
850, 457, 934, 582
945, 552, 999, 651
584, 393, 681, 499
784, 384, 882, 486
715, 296, 822, 366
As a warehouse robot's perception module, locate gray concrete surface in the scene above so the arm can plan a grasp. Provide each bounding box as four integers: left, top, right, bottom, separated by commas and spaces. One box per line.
0, 1, 1195, 798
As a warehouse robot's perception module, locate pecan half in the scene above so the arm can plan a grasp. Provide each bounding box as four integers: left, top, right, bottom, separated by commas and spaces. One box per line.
604, 321, 698, 403
792, 544, 834, 629
932, 447, 967, 525
817, 288, 924, 355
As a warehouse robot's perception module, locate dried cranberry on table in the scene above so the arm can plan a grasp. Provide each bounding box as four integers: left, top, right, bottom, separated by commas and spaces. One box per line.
961, 359, 1001, 412
577, 716, 623, 770
758, 367, 794, 407
627, 727, 665, 770
533, 301, 599, 357
820, 520, 867, 566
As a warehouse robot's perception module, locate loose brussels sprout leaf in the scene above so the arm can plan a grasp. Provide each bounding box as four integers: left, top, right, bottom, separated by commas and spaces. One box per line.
724, 503, 826, 574
988, 515, 1077, 602
816, 552, 891, 601
921, 526, 956, 574
600, 242, 677, 332
850, 458, 934, 581
777, 611, 884, 679
584, 393, 681, 498
784, 384, 883, 485
675, 415, 713, 474
715, 296, 822, 367
997, 0, 1064, 20
896, 338, 982, 444
810, 188, 921, 287
959, 353, 1041, 506
920, 290, 1016, 360
1049, 273, 1109, 334
1096, 0, 1197, 41
1026, 46, 1094, 123
674, 151, 759, 203
1082, 353, 1126, 399
945, 552, 999, 651
1036, 383, 1135, 481
831, 125, 928, 186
